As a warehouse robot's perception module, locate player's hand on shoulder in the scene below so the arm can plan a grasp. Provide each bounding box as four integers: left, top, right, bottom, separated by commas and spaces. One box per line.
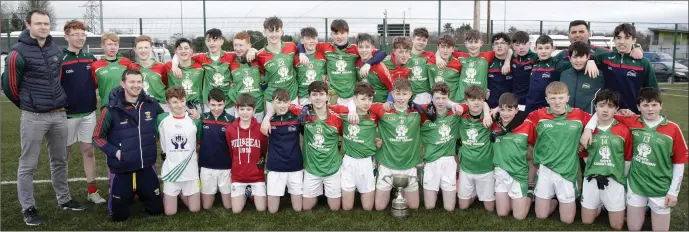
299, 53, 310, 66
359, 63, 371, 78
580, 129, 594, 149
246, 48, 258, 62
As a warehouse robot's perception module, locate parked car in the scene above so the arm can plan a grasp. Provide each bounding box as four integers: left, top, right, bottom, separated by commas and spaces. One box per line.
644, 52, 674, 62
653, 61, 689, 82
679, 59, 689, 67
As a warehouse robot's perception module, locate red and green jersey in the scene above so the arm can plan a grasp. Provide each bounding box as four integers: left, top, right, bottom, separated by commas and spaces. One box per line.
421, 106, 461, 163
134, 62, 167, 103
615, 115, 688, 197
356, 57, 393, 103
165, 61, 205, 103
296, 51, 327, 99
257, 42, 298, 102
452, 51, 495, 102
383, 52, 435, 95
428, 56, 463, 102
314, 42, 361, 98
192, 52, 235, 107
582, 120, 633, 185
290, 104, 343, 177
527, 106, 591, 182
329, 105, 380, 159
457, 105, 493, 174
492, 120, 535, 185
229, 57, 264, 112
91, 55, 136, 107
370, 103, 422, 170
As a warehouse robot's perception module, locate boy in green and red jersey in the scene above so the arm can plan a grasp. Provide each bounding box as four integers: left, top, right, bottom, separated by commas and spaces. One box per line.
369, 78, 424, 211
91, 32, 137, 108
327, 82, 380, 211
296, 19, 387, 111
383, 36, 435, 105
435, 29, 511, 103
405, 28, 435, 104
582, 87, 687, 231
491, 92, 534, 220
428, 35, 463, 104
355, 33, 393, 103
577, 90, 632, 230
263, 81, 344, 211
228, 31, 265, 121
529, 81, 591, 224
255, 17, 300, 112
131, 35, 168, 111
455, 86, 494, 212
593, 23, 658, 114
164, 38, 205, 111
420, 82, 461, 212
295, 27, 327, 106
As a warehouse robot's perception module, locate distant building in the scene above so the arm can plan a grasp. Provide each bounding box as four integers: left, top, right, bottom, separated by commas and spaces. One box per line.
648, 27, 688, 59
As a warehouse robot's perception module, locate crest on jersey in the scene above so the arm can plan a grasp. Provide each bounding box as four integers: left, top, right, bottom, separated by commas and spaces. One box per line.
439, 123, 451, 138
467, 128, 478, 142
412, 66, 423, 79
306, 69, 317, 82
599, 146, 611, 161
396, 125, 408, 138
312, 134, 325, 149
243, 76, 254, 89
542, 72, 551, 79
182, 78, 194, 94
171, 133, 188, 150
348, 124, 360, 137
636, 143, 651, 159
278, 66, 289, 78
336, 59, 347, 72
466, 67, 477, 80
212, 72, 224, 87
145, 111, 152, 121
582, 83, 591, 89
627, 70, 637, 77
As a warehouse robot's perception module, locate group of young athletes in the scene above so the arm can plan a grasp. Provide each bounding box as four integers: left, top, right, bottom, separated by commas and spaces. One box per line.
46, 15, 686, 231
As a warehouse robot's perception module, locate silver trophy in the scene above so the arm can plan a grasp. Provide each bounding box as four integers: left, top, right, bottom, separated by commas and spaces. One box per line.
382, 174, 418, 219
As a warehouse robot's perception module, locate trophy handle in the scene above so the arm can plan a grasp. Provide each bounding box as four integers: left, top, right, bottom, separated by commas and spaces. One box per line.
382, 175, 392, 185
409, 176, 418, 184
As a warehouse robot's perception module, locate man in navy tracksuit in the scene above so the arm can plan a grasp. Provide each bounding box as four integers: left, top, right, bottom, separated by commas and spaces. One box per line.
263, 88, 305, 213
93, 69, 164, 221
198, 88, 235, 210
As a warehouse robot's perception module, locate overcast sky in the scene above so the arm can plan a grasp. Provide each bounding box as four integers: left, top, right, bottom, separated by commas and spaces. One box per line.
4, 1, 688, 39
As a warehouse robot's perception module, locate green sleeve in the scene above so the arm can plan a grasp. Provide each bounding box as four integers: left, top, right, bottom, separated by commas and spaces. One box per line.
553, 57, 571, 72
195, 119, 203, 141
427, 63, 438, 84
554, 50, 566, 60
642, 59, 659, 88
2, 51, 25, 107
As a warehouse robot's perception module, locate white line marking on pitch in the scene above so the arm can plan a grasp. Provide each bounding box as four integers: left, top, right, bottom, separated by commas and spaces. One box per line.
1, 176, 159, 185
662, 93, 689, 98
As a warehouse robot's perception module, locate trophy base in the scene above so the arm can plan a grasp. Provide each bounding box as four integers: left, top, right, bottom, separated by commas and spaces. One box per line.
391, 208, 409, 219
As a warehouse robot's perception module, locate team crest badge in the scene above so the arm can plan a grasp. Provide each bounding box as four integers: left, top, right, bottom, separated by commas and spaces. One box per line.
145, 111, 152, 121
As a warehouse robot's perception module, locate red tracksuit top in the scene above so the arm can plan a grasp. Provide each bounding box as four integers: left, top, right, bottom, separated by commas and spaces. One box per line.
226, 118, 267, 183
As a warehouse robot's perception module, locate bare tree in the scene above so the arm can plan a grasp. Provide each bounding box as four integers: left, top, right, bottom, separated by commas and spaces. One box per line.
18, 0, 57, 30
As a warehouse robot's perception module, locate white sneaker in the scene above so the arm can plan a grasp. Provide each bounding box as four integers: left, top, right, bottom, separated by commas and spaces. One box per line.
88, 191, 107, 204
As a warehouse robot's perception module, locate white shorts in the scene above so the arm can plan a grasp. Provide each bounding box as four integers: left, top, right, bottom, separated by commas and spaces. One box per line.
534, 165, 577, 203
376, 165, 419, 192
267, 170, 304, 196
341, 155, 376, 193
494, 167, 528, 199
422, 156, 457, 192
200, 167, 232, 195
458, 169, 495, 201
336, 97, 355, 110
298, 97, 311, 106
67, 111, 96, 145
303, 169, 342, 198
626, 182, 670, 215
581, 177, 625, 212
413, 92, 432, 105
160, 103, 170, 112
164, 180, 200, 197
231, 182, 267, 197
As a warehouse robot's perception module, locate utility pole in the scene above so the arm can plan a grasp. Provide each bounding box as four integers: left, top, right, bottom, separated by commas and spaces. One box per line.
403, 10, 406, 36
473, 0, 480, 31
487, 0, 491, 40
503, 0, 506, 32
438, 0, 441, 36
180, 0, 184, 37
99, 0, 103, 34
202, 0, 206, 33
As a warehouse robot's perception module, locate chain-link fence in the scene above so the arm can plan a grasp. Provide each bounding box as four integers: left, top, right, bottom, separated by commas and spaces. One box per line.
2, 17, 687, 61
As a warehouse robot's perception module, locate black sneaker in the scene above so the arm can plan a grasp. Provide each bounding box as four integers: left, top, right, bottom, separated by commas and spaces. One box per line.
58, 200, 87, 211
22, 206, 45, 226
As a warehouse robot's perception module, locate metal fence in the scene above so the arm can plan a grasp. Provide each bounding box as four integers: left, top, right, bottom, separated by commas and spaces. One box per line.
3, 17, 688, 60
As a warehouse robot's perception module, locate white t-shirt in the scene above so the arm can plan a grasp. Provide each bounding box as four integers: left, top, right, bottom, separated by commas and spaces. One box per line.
158, 113, 201, 182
